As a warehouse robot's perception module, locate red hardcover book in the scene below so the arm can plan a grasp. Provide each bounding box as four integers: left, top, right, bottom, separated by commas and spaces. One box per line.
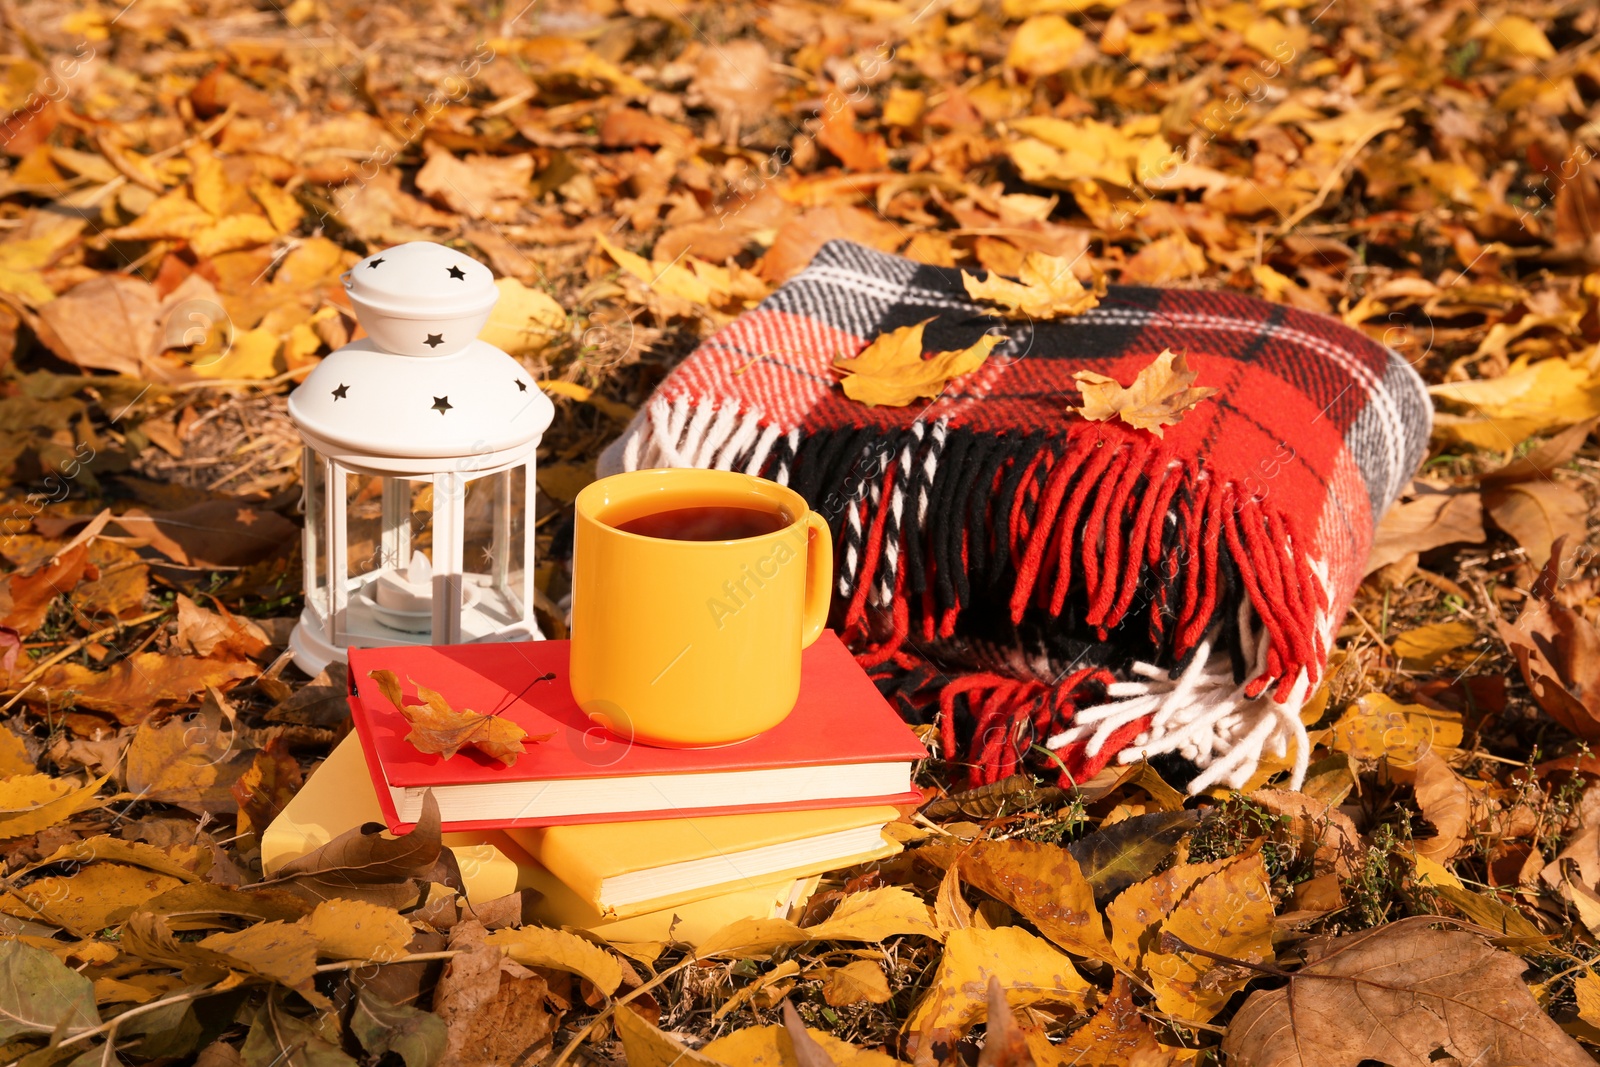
346, 632, 928, 832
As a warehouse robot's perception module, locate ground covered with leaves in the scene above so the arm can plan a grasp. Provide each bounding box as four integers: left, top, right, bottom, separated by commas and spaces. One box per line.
5, 0, 1600, 1063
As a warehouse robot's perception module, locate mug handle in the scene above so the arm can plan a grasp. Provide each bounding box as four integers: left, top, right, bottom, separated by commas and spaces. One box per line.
800, 510, 833, 648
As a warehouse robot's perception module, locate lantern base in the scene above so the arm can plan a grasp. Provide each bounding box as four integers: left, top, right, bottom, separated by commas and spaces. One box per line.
287, 605, 545, 677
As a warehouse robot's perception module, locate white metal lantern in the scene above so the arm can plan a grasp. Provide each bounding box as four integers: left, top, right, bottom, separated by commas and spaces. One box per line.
286, 241, 555, 675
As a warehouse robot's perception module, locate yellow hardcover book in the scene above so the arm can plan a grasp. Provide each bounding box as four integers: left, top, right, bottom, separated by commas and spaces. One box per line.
504, 804, 901, 920
261, 733, 821, 946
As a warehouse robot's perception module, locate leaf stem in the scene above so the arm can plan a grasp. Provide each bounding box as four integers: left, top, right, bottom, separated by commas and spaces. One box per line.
1158, 933, 1296, 979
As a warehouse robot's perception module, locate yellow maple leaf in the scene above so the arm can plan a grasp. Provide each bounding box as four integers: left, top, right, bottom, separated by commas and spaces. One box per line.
833, 319, 1001, 408
1072, 349, 1216, 437
962, 251, 1102, 320
368, 669, 550, 766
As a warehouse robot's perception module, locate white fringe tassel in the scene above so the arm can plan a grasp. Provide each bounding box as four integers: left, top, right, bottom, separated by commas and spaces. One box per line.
1044, 560, 1331, 795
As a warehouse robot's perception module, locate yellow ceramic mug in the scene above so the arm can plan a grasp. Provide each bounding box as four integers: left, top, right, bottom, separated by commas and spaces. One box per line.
570, 468, 833, 747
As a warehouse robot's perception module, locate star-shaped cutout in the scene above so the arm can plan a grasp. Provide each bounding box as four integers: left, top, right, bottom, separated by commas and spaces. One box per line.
424, 333, 444, 348
432, 396, 453, 414
367, 257, 385, 269
515, 379, 527, 392
447, 265, 466, 280
235, 508, 258, 527
331, 383, 349, 400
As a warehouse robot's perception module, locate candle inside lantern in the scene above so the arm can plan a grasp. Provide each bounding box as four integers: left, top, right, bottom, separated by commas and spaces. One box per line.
373, 549, 433, 613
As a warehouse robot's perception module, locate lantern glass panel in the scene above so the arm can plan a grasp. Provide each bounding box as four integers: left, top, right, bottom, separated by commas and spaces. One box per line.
458, 466, 530, 636
302, 448, 328, 621
341, 473, 437, 643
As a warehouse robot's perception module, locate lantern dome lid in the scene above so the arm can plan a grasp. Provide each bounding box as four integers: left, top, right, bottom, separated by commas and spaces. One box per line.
288, 338, 554, 463
342, 242, 497, 316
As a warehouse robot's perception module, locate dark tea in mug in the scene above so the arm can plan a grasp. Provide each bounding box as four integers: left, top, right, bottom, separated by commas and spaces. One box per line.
615, 503, 792, 542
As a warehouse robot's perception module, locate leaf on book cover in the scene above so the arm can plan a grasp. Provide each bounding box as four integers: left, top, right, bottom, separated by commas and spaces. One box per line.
961, 251, 1103, 319
303, 899, 412, 962
1073, 349, 1217, 438
482, 925, 623, 995
832, 319, 1001, 408
369, 669, 551, 766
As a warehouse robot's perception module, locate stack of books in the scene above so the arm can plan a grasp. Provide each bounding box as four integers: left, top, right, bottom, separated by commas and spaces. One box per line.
262, 632, 927, 945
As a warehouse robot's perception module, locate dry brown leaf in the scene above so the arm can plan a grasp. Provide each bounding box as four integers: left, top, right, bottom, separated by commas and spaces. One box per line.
974, 977, 1034, 1067
174, 593, 271, 660
922, 838, 1114, 962
1143, 851, 1275, 1023
757, 204, 903, 284
1412, 751, 1475, 863
0, 862, 185, 936
1498, 548, 1600, 742
232, 737, 304, 841
0, 773, 108, 841
36, 275, 163, 378
303, 899, 411, 962
1484, 480, 1588, 568
832, 320, 1000, 408
1119, 232, 1207, 285
0, 544, 91, 639
259, 790, 453, 908
414, 143, 532, 220
1046, 975, 1171, 1066
689, 39, 778, 131
908, 925, 1093, 1039
368, 669, 544, 766
110, 500, 298, 569
781, 1001, 839, 1067
818, 104, 888, 172
1250, 790, 1361, 878
124, 696, 252, 813
482, 925, 624, 994
33, 653, 257, 725
816, 960, 893, 1007
617, 1000, 725, 1067
1365, 490, 1487, 574
1480, 418, 1599, 489
1074, 349, 1217, 437
961, 251, 1102, 320
1221, 918, 1591, 1066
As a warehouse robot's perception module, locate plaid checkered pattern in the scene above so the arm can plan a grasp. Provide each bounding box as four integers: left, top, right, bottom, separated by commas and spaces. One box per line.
601, 241, 1431, 790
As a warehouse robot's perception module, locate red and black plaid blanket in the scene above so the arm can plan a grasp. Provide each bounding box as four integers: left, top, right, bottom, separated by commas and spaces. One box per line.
599, 241, 1431, 793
